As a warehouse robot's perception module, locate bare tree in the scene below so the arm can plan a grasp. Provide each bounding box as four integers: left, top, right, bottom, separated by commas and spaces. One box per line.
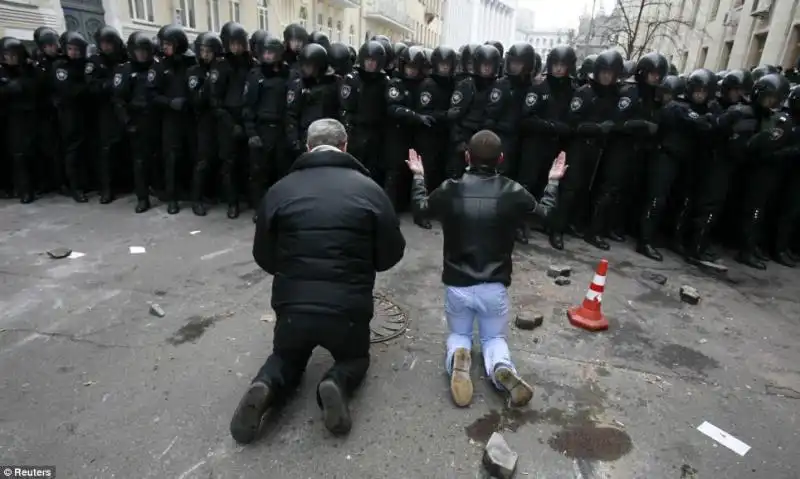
600, 0, 706, 60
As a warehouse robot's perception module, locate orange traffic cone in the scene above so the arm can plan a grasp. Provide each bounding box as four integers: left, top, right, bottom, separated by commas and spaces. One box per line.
568, 259, 609, 331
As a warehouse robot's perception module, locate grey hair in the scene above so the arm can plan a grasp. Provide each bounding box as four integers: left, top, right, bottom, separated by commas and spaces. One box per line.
306, 118, 348, 150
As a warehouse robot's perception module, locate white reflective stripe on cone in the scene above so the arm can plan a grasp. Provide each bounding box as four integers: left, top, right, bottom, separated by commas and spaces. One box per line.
592, 274, 606, 287
585, 290, 602, 301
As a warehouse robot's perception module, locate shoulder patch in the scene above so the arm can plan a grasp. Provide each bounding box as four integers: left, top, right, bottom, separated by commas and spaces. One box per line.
188, 76, 198, 89
525, 92, 538, 107
55, 68, 68, 81
451, 90, 463, 105
570, 97, 583, 111
770, 128, 784, 140
420, 91, 431, 106
340, 84, 351, 99
147, 69, 156, 83
287, 89, 295, 104
388, 86, 400, 99
243, 81, 248, 96
688, 110, 699, 119
209, 69, 219, 82
490, 88, 501, 103
618, 96, 631, 110
113, 73, 123, 87
84, 62, 95, 75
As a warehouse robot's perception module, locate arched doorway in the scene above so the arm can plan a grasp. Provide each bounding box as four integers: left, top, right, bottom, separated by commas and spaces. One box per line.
61, 0, 106, 42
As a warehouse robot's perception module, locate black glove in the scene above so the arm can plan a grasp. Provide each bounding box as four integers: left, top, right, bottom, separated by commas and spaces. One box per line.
232, 125, 244, 138
169, 97, 186, 111
599, 120, 615, 134
729, 104, 754, 117
248, 136, 262, 148
417, 114, 435, 127
733, 118, 758, 134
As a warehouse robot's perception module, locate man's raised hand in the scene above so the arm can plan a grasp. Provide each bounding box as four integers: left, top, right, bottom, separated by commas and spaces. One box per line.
548, 151, 568, 181
406, 149, 425, 176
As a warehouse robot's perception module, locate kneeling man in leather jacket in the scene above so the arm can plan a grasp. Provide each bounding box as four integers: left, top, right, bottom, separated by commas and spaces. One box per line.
406, 129, 567, 408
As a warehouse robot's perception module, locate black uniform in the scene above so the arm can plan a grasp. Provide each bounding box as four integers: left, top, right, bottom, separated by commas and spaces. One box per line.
114, 32, 159, 213
86, 26, 128, 203
773, 86, 800, 266
32, 28, 62, 193
150, 25, 196, 214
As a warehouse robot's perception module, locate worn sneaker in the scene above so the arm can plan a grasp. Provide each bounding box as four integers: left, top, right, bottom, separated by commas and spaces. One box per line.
450, 348, 473, 407
318, 379, 352, 436
494, 366, 533, 407
229, 381, 272, 444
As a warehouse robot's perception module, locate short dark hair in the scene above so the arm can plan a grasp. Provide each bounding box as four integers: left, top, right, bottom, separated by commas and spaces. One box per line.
467, 130, 503, 168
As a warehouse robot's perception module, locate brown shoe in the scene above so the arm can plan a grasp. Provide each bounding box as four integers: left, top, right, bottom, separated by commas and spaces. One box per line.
494, 366, 533, 407
450, 348, 473, 407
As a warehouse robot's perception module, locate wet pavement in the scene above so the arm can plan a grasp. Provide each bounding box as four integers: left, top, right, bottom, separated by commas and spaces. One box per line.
1, 195, 799, 479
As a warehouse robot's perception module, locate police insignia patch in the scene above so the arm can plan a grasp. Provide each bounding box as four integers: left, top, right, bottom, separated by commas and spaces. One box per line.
147, 69, 156, 83
243, 82, 248, 95
618, 97, 631, 110
56, 69, 68, 81
188, 76, 198, 89
113, 73, 123, 87
209, 69, 219, 82
688, 110, 699, 119
388, 86, 400, 99
490, 88, 501, 102
84, 62, 94, 75
770, 128, 783, 140
420, 92, 431, 106
341, 85, 351, 99
451, 91, 463, 105
570, 97, 582, 111
525, 92, 537, 107
287, 90, 296, 104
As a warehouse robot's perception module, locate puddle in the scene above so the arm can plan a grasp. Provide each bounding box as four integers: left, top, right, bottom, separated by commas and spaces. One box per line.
548, 425, 633, 461
166, 312, 234, 345
655, 343, 719, 374
465, 407, 593, 443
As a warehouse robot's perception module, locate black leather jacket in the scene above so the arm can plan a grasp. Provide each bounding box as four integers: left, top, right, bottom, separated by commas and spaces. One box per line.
410, 169, 558, 286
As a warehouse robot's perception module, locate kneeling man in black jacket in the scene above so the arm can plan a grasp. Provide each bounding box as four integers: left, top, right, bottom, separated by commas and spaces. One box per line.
231, 119, 406, 443
406, 130, 566, 408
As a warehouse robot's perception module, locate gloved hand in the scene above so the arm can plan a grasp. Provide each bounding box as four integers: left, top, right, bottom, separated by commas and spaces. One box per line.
417, 114, 435, 127
733, 118, 758, 133
729, 104, 754, 117
645, 121, 658, 135
248, 136, 262, 148
169, 97, 186, 111
232, 125, 244, 138
599, 120, 615, 134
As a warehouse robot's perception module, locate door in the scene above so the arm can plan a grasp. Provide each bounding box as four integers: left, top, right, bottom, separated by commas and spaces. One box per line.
61, 0, 106, 42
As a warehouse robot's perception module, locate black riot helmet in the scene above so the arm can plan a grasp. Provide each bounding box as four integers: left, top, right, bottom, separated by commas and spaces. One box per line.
160, 24, 188, 55
156, 24, 175, 49
422, 48, 434, 75
60, 31, 88, 58
393, 42, 408, 59
751, 73, 787, 109
283, 23, 308, 52
220, 22, 248, 53
592, 50, 623, 85
400, 45, 427, 79
126, 31, 156, 64
578, 54, 597, 81
347, 45, 356, 65
370, 35, 393, 69
621, 60, 635, 80
249, 29, 268, 54
473, 44, 501, 78
545, 46, 576, 76
719, 69, 750, 103
533, 52, 543, 76
685, 68, 715, 103
635, 52, 668, 85
431, 46, 456, 78
309, 31, 331, 52
34, 27, 60, 50
298, 43, 328, 77
329, 42, 352, 75
658, 75, 685, 103
94, 26, 123, 56
357, 40, 386, 73
787, 85, 800, 114
194, 32, 223, 64
485, 40, 504, 58
505, 43, 534, 77
2, 38, 30, 65
669, 63, 679, 75
460, 43, 480, 74
256, 35, 285, 65
751, 64, 778, 83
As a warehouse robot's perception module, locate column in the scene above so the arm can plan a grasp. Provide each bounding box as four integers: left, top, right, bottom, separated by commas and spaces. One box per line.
727, 0, 757, 68
470, 0, 480, 43
760, 0, 795, 64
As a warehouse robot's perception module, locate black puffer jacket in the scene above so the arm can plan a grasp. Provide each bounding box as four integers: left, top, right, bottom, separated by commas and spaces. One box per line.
253, 147, 406, 319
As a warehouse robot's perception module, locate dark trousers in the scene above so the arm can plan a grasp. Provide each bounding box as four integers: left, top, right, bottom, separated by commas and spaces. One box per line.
57, 105, 86, 192
217, 110, 245, 205
640, 151, 687, 243
36, 109, 60, 191
586, 145, 634, 236
550, 141, 601, 234
350, 128, 384, 183
95, 104, 123, 195
130, 110, 158, 200
254, 313, 371, 407
161, 110, 193, 201
7, 111, 37, 197
517, 138, 560, 196
775, 163, 800, 251
192, 112, 217, 201
249, 123, 284, 206
739, 162, 780, 252
417, 128, 449, 192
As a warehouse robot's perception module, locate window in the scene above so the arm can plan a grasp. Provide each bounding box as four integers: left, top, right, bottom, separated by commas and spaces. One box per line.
348, 25, 355, 46
327, 17, 333, 38
336, 21, 343, 41
299, 6, 307, 27
230, 0, 240, 22
317, 14, 324, 32
207, 0, 219, 30
257, 0, 268, 30
178, 0, 196, 28
129, 0, 155, 22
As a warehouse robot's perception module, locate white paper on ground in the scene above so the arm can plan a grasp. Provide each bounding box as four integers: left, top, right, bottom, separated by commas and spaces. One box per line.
697, 421, 751, 456
190, 230, 201, 235
67, 252, 85, 259
129, 246, 146, 254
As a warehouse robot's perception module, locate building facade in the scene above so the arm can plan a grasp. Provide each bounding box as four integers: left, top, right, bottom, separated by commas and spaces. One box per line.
0, 0, 441, 48
573, 8, 613, 60
515, 29, 573, 59
441, 0, 517, 49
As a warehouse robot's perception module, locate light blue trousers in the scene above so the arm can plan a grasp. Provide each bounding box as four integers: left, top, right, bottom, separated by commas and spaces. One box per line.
444, 283, 516, 388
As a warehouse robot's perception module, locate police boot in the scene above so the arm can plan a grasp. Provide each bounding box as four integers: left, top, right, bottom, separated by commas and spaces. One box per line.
670, 198, 691, 256
167, 201, 180, 215
135, 198, 150, 214
686, 213, 715, 264
788, 250, 800, 262
636, 198, 662, 261
735, 209, 766, 270
98, 146, 114, 204
414, 215, 432, 229
227, 202, 240, 219
774, 222, 796, 267
584, 199, 610, 251
192, 202, 207, 216
99, 191, 114, 204
515, 225, 529, 245
774, 251, 796, 268
753, 246, 769, 262
72, 190, 88, 203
